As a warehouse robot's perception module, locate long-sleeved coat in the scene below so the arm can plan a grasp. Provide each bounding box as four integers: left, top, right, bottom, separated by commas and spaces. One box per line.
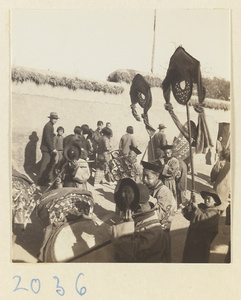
182, 203, 220, 263
40, 121, 55, 153
149, 180, 177, 229
152, 131, 167, 159
148, 180, 177, 262
110, 209, 166, 262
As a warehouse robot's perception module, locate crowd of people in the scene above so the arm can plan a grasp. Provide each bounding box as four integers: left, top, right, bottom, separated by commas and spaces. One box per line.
34, 111, 230, 263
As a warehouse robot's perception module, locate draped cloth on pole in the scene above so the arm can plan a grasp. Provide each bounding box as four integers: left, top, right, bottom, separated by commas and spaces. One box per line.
130, 74, 156, 162
162, 47, 213, 153
130, 74, 155, 137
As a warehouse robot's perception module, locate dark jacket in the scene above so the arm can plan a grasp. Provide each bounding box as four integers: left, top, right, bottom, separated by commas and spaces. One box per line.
40, 121, 55, 152
182, 203, 220, 263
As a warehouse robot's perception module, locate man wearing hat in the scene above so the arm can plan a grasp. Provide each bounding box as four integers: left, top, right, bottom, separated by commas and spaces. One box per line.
152, 123, 167, 160
119, 126, 137, 157
182, 190, 222, 263
142, 160, 176, 262
38, 112, 59, 186
110, 178, 166, 262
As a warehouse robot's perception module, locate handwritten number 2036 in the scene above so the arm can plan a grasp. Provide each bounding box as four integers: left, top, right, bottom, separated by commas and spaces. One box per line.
13, 273, 86, 296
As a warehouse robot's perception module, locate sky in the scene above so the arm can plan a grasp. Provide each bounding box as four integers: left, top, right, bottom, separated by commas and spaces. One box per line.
11, 9, 230, 81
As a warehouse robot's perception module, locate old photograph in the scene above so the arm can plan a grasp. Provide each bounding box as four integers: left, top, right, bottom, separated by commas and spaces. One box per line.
11, 9, 230, 263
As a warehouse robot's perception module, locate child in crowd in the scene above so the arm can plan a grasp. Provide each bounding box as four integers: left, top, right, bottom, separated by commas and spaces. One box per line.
53, 126, 64, 165
141, 160, 177, 262
181, 190, 222, 263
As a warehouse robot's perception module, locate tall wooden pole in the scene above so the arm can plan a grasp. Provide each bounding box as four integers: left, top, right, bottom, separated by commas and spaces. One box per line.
151, 9, 156, 73
186, 103, 195, 202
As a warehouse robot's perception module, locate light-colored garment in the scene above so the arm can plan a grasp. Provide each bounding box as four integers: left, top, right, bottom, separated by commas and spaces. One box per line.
213, 160, 230, 209
119, 133, 137, 156
149, 180, 177, 229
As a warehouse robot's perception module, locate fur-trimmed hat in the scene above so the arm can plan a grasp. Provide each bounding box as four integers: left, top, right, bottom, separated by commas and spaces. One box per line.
114, 178, 139, 212
161, 144, 173, 151
200, 190, 222, 206
141, 161, 162, 173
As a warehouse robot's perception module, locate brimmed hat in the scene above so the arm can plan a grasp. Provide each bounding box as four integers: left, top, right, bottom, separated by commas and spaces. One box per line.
161, 144, 173, 151
48, 112, 59, 119
141, 161, 162, 173
64, 142, 81, 161
114, 178, 139, 212
158, 123, 166, 130
129, 145, 142, 155
200, 190, 222, 206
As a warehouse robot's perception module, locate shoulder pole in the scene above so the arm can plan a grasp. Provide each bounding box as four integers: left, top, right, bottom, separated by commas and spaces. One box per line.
186, 103, 195, 202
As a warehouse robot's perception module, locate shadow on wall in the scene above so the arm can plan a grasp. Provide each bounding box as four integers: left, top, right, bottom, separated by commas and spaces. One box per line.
24, 131, 41, 183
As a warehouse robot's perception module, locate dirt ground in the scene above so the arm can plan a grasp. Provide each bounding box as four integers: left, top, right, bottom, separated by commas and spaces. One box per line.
12, 160, 230, 264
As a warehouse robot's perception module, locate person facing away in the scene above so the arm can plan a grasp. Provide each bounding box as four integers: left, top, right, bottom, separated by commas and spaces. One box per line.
141, 160, 177, 262
110, 179, 166, 262
119, 126, 137, 157
38, 112, 59, 186
63, 125, 88, 155
63, 125, 82, 149
181, 190, 221, 263
152, 123, 167, 160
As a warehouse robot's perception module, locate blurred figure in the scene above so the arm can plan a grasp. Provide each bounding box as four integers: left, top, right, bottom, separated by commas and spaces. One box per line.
92, 121, 104, 158
152, 123, 167, 160
53, 126, 65, 165
119, 126, 137, 157
216, 136, 223, 161
94, 127, 114, 186
63, 125, 82, 148
213, 149, 230, 211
